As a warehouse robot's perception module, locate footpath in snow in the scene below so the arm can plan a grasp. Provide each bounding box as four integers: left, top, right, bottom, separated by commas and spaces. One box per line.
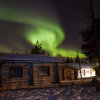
0, 86, 100, 100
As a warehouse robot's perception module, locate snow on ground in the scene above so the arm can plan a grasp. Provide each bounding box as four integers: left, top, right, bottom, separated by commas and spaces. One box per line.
0, 86, 100, 100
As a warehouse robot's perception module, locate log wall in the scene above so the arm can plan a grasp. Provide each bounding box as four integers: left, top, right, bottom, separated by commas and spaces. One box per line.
0, 63, 57, 90
58, 64, 78, 82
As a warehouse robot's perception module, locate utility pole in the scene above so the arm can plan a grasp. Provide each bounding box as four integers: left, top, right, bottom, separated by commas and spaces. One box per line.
77, 51, 82, 78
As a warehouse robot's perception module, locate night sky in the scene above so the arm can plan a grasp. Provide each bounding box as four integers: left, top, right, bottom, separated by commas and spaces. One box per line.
0, 0, 100, 58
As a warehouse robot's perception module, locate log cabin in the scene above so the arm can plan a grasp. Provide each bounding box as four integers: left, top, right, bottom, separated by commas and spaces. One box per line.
0, 53, 95, 90
0, 53, 63, 90
0, 53, 80, 90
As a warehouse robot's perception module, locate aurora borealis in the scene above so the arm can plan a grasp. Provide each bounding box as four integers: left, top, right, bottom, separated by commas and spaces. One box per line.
0, 0, 86, 58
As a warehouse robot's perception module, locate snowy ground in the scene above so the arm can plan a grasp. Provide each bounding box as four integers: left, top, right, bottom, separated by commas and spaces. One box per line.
0, 86, 100, 100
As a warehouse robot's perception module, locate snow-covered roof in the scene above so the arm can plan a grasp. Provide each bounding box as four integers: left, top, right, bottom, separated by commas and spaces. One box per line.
66, 63, 92, 69
0, 53, 63, 63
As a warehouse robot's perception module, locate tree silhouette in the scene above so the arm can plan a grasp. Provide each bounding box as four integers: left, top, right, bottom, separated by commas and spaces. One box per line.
31, 40, 45, 55
66, 57, 74, 63
66, 57, 70, 63
81, 18, 100, 63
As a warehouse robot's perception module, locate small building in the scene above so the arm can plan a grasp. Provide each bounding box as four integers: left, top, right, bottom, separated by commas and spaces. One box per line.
58, 63, 78, 82
0, 53, 62, 90
67, 63, 96, 78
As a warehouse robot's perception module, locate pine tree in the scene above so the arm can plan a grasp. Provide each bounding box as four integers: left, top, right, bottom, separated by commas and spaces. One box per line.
31, 40, 45, 55
81, 18, 100, 63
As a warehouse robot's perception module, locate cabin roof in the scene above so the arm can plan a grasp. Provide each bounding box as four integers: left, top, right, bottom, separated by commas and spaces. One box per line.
66, 63, 93, 69
0, 53, 63, 63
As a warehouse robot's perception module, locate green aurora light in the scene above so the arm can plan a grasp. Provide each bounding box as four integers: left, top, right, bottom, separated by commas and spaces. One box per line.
0, 6, 85, 58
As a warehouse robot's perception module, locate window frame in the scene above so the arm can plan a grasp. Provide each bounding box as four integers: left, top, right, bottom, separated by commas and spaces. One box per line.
39, 66, 50, 76
10, 66, 23, 78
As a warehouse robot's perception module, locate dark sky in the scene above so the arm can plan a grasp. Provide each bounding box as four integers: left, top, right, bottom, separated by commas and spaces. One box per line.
0, 0, 100, 56
54, 0, 100, 48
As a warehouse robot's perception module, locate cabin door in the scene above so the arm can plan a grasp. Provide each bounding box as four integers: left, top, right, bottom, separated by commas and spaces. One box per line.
53, 63, 59, 83
28, 64, 34, 86
63, 68, 71, 80
65, 68, 75, 80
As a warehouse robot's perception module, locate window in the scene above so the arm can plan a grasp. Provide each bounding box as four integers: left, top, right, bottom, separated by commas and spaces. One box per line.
86, 70, 89, 73
39, 66, 50, 76
10, 66, 23, 78
90, 70, 92, 75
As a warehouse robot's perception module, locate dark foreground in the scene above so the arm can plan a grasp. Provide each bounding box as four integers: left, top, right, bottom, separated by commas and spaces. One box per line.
0, 86, 100, 100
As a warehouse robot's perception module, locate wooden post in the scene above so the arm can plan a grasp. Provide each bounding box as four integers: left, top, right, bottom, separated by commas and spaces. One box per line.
77, 51, 82, 78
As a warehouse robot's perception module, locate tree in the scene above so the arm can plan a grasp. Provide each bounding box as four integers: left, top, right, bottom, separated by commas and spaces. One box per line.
81, 18, 100, 64
69, 58, 74, 63
31, 40, 45, 55
66, 57, 70, 63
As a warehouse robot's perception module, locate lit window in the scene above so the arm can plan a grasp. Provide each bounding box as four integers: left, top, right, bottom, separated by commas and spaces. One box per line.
10, 66, 23, 78
86, 70, 89, 73
90, 70, 92, 75
39, 66, 50, 76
